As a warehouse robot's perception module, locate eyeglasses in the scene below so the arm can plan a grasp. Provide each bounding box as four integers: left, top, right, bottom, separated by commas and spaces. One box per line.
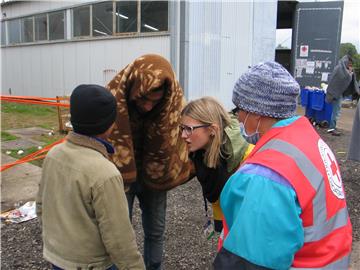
179, 124, 211, 136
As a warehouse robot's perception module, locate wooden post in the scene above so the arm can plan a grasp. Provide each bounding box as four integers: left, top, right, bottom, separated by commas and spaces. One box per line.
56, 96, 64, 133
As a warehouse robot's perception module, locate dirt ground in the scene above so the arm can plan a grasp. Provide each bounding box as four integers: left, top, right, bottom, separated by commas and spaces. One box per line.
1, 109, 360, 269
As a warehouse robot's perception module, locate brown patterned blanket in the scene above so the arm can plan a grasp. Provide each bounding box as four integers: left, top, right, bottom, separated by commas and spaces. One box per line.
106, 54, 193, 190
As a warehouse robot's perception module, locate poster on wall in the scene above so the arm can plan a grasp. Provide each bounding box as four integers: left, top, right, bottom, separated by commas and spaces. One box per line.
300, 45, 309, 57
291, 1, 343, 88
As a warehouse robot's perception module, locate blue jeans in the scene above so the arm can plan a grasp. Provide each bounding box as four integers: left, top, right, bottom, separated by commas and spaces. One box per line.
53, 265, 117, 270
126, 181, 167, 270
329, 97, 343, 129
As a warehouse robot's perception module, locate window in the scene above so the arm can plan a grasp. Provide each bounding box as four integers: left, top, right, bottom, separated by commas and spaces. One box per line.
8, 19, 21, 44
115, 1, 137, 33
141, 1, 168, 32
92, 1, 113, 36
49, 11, 65, 40
21, 17, 34, 43
1, 21, 6, 45
73, 5, 90, 37
35, 14, 47, 41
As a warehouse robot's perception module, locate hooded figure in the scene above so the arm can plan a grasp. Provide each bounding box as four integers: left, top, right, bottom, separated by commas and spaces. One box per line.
325, 55, 359, 102
107, 54, 192, 190
106, 54, 193, 270
325, 55, 359, 135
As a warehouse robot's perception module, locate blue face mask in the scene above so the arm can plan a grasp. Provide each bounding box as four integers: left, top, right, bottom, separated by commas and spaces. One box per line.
239, 113, 261, 145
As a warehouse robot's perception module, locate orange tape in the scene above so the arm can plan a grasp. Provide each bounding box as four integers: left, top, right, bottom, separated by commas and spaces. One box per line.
1, 95, 69, 101
0, 95, 70, 107
1, 138, 66, 172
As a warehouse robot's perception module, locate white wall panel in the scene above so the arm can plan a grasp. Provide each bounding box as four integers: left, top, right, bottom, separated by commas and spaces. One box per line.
39, 45, 53, 97
1, 36, 170, 97
74, 42, 91, 86
2, 48, 23, 96
20, 48, 33, 96
63, 43, 77, 96
187, 2, 222, 102
50, 44, 65, 97
185, 1, 254, 109
252, 1, 277, 65
219, 1, 253, 109
30, 47, 42, 96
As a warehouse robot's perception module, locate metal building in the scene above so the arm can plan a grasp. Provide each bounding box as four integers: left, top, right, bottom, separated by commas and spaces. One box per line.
0, 0, 343, 109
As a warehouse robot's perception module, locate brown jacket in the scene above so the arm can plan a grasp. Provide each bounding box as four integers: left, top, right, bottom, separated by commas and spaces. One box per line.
107, 54, 193, 190
36, 132, 145, 270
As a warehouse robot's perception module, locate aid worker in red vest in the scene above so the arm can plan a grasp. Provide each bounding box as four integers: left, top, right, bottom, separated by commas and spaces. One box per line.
214, 61, 352, 270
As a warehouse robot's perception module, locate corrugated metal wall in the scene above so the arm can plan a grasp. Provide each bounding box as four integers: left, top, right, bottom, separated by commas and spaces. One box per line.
183, 0, 277, 109
1, 0, 278, 102
1, 36, 170, 96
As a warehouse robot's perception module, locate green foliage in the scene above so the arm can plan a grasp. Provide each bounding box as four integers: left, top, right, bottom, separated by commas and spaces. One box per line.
0, 131, 18, 141
339, 43, 358, 58
339, 43, 360, 80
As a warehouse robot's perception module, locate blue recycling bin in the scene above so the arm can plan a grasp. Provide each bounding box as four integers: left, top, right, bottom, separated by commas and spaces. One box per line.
300, 88, 310, 106
300, 88, 332, 126
315, 101, 333, 125
311, 90, 325, 111
300, 88, 315, 119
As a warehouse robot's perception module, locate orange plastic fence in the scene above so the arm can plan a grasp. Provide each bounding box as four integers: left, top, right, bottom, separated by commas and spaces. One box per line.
0, 95, 70, 107
1, 95, 69, 171
1, 138, 66, 172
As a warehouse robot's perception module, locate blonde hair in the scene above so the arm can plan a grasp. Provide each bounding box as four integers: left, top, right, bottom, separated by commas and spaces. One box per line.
181, 96, 231, 168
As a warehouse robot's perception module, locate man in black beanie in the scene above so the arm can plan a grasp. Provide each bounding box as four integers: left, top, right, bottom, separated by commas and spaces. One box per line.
36, 84, 145, 270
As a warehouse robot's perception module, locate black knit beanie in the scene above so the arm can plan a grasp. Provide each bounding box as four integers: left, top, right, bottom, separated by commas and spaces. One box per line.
70, 84, 117, 136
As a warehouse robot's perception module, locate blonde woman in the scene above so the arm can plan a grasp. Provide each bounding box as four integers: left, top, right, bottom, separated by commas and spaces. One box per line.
180, 97, 253, 232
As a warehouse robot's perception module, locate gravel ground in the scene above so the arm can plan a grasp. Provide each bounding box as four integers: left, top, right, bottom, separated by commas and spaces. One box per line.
1, 126, 359, 270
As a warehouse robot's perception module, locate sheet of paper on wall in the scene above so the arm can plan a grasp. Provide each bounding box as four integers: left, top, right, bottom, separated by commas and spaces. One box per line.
321, 72, 329, 82
307, 61, 315, 67
296, 68, 303, 78
306, 61, 315, 74
316, 61, 322, 68
296, 59, 307, 70
300, 45, 309, 57
306, 67, 315, 74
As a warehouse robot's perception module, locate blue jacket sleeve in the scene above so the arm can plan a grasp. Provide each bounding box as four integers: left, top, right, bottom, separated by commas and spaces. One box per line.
217, 164, 304, 270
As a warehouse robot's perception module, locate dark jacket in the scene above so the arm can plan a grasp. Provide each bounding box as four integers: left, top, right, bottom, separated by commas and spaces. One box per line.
326, 55, 359, 102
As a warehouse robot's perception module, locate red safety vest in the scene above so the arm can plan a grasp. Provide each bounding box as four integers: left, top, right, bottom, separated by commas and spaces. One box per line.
218, 117, 352, 269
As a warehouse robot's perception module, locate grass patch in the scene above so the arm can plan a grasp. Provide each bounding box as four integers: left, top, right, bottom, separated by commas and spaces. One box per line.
1, 131, 18, 141
1, 102, 56, 115
1, 101, 60, 130
3, 146, 44, 167
31, 133, 65, 145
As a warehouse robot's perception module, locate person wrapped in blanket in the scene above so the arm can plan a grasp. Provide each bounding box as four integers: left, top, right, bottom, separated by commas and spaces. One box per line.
106, 54, 192, 270
180, 97, 253, 232
214, 62, 352, 269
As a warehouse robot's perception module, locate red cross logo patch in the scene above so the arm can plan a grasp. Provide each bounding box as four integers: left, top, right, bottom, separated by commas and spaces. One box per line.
318, 139, 344, 199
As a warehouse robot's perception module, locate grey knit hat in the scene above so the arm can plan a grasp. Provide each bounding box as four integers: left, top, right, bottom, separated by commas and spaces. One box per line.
232, 61, 300, 119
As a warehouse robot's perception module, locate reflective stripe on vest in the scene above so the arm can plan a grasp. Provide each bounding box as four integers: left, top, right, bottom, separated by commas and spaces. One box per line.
289, 254, 350, 270
257, 139, 348, 242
